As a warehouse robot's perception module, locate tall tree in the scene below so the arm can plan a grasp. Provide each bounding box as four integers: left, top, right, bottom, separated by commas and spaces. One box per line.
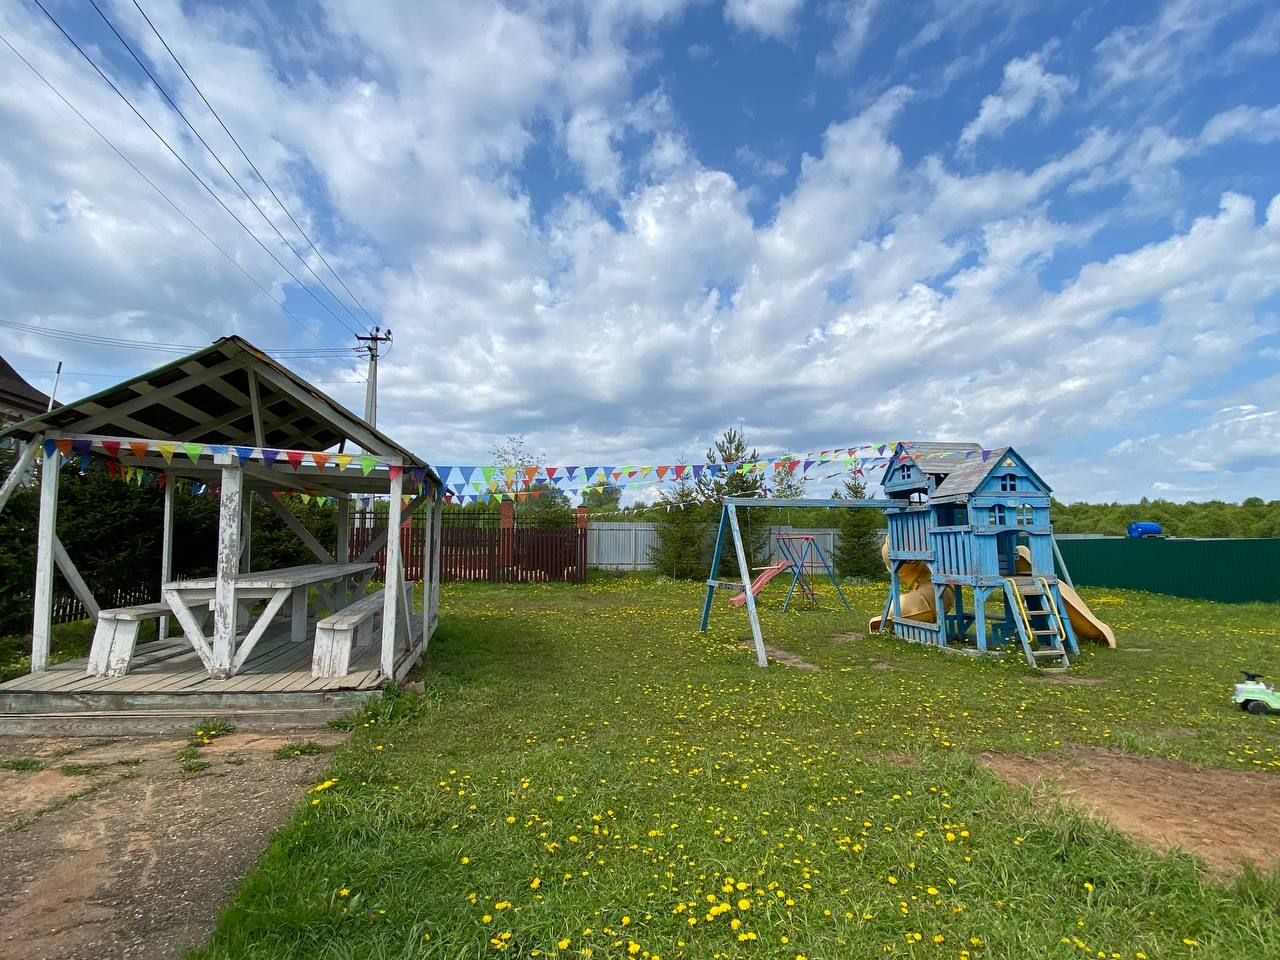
832, 474, 887, 580
650, 465, 711, 578
694, 427, 768, 578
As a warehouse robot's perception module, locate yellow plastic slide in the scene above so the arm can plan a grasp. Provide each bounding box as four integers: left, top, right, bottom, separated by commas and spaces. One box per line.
1015, 546, 1116, 648
868, 541, 1116, 648
868, 539, 953, 631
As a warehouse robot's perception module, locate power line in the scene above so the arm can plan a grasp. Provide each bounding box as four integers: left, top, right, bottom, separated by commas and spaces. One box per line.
84, 0, 366, 338
130, 0, 379, 332
28, 0, 363, 341
0, 29, 342, 352
0, 317, 357, 357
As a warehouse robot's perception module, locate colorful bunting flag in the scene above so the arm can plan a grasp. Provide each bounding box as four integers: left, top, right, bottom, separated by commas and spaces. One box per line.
360, 455, 377, 477
285, 450, 305, 470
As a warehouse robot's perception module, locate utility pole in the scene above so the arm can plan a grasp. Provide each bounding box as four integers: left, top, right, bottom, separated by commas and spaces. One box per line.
355, 327, 392, 427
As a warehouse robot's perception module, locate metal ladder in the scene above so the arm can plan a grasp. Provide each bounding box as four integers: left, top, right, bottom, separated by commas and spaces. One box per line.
1003, 576, 1070, 669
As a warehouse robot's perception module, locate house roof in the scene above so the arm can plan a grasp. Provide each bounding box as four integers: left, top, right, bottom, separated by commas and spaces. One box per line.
930, 446, 1054, 502
0, 336, 440, 494
880, 441, 983, 487
0, 355, 52, 418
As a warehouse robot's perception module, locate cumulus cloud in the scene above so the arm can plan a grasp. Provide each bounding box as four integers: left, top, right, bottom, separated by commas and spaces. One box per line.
958, 50, 1076, 150
1, 0, 1278, 503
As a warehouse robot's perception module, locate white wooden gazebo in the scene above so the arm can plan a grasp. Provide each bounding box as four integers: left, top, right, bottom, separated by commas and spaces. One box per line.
0, 337, 442, 707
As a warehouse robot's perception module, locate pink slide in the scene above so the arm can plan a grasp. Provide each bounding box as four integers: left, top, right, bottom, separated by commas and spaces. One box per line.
729, 561, 792, 607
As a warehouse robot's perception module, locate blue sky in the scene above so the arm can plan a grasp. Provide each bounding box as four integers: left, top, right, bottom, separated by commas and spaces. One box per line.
1, 0, 1279, 502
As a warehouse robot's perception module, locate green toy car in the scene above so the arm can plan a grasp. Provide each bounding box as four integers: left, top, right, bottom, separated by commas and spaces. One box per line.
1234, 672, 1280, 715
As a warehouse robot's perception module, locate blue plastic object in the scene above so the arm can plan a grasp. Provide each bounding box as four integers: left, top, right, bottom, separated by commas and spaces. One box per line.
1127, 521, 1163, 538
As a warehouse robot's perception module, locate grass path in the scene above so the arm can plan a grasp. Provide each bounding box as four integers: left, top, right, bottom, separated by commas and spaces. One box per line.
193, 577, 1280, 959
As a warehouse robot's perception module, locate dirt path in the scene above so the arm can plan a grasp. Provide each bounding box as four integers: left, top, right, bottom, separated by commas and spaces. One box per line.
981, 745, 1280, 877
0, 730, 346, 960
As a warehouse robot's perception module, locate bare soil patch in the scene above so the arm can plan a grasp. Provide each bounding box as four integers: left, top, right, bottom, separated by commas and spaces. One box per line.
740, 641, 820, 671
981, 745, 1280, 877
0, 729, 346, 960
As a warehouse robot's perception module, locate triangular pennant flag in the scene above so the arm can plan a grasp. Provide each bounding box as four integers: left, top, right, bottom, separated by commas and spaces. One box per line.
640, 466, 652, 478
656, 465, 669, 480
261, 449, 280, 469
209, 444, 228, 458
803, 459, 815, 473
692, 464, 705, 478
523, 466, 539, 484
412, 466, 427, 485
336, 453, 354, 471
459, 466, 476, 485
43, 438, 57, 458
674, 464, 687, 479
235, 446, 255, 466
128, 441, 150, 461
360, 455, 377, 476
71, 438, 91, 456
106, 460, 119, 478
481, 466, 496, 483
183, 443, 203, 464
312, 453, 329, 472
982, 449, 993, 462
157, 443, 177, 464
389, 465, 403, 482
286, 450, 305, 470
564, 466, 578, 479
545, 467, 558, 480
55, 438, 74, 456
100, 439, 121, 459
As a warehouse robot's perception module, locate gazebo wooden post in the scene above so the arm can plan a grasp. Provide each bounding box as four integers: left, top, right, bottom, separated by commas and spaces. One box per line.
380, 462, 404, 677
211, 454, 243, 679
159, 471, 175, 642
420, 496, 433, 641
335, 495, 351, 606
430, 491, 443, 633
31, 435, 60, 671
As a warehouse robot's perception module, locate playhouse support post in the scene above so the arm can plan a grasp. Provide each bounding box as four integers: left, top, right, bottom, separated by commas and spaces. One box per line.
699, 505, 729, 632
160, 473, 174, 641
239, 492, 253, 573
420, 497, 433, 643
813, 538, 852, 612
380, 464, 404, 677
933, 582, 948, 647
211, 460, 243, 678
31, 438, 60, 672
727, 504, 768, 668
429, 493, 443, 634
973, 587, 988, 653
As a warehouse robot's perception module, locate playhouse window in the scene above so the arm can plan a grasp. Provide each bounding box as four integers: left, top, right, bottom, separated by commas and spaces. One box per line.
999, 474, 1017, 492
987, 504, 1006, 526
1016, 504, 1034, 526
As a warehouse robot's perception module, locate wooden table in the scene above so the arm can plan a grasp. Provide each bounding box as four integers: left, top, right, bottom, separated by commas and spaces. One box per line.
162, 562, 376, 679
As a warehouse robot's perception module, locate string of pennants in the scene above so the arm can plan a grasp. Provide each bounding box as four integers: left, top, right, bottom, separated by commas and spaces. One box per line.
42, 436, 434, 505
40, 436, 419, 480
433, 443, 1002, 505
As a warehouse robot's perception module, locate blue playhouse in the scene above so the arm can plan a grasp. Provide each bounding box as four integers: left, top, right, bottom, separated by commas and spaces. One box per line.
701, 441, 1114, 670
875, 441, 1083, 667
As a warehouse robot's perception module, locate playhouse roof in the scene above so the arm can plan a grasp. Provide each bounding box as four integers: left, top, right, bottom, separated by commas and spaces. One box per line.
878, 441, 983, 488
930, 446, 1053, 502
0, 336, 441, 494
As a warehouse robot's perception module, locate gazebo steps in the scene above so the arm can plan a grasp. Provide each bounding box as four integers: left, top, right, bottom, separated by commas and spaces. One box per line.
0, 687, 373, 716
0, 697, 373, 736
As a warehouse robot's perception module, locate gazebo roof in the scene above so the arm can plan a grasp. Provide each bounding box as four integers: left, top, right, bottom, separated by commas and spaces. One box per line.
0, 336, 439, 496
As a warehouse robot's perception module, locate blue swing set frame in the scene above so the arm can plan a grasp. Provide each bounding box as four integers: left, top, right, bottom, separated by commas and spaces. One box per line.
699, 497, 891, 667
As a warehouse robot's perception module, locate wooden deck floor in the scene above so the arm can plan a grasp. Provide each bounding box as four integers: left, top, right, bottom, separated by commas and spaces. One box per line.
0, 630, 384, 697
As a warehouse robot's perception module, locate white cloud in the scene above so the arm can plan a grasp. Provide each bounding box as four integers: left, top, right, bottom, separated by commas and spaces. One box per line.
2, 0, 1279, 503
1092, 0, 1251, 98
1199, 104, 1280, 146
723, 0, 807, 39
821, 0, 883, 71
958, 50, 1076, 150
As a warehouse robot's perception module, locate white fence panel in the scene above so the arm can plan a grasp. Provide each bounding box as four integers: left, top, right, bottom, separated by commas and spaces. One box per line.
586, 522, 844, 572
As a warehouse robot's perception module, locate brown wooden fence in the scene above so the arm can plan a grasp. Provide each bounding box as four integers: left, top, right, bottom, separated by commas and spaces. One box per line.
349, 510, 586, 583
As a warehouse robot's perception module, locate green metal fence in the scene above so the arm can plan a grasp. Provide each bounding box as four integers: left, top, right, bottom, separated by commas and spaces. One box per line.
1055, 537, 1280, 604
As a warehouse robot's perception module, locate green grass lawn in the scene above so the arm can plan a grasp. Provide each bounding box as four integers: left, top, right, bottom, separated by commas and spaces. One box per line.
193, 576, 1279, 960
